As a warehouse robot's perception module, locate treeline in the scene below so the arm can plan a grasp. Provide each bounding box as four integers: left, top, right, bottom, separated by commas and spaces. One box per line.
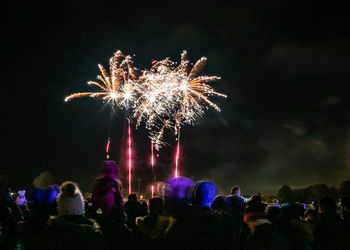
277, 180, 350, 203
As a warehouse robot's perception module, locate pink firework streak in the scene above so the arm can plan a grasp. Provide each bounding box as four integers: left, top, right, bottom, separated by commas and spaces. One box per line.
151, 141, 155, 197
151, 141, 155, 167
128, 120, 132, 194
175, 133, 180, 178
105, 138, 111, 159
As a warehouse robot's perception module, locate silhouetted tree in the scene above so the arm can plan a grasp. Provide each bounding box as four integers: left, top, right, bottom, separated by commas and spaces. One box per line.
33, 171, 54, 188
294, 188, 308, 202
339, 180, 350, 197
328, 186, 338, 200
278, 184, 294, 202
310, 184, 329, 201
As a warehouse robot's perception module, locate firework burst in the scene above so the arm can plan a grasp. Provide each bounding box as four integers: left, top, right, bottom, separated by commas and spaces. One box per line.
65, 50, 226, 150
134, 50, 227, 149
64, 51, 141, 109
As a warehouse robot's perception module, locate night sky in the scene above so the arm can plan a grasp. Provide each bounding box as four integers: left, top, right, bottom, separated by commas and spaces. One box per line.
3, 0, 350, 195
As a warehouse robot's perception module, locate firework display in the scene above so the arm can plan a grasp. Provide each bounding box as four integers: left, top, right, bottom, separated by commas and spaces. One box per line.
65, 50, 226, 150
134, 50, 227, 149
65, 50, 141, 108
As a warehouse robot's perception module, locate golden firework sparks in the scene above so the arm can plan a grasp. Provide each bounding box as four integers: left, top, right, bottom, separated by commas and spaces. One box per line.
64, 50, 141, 108
134, 51, 227, 149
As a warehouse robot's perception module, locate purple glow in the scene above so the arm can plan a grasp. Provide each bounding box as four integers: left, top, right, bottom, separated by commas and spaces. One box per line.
166, 176, 194, 202
192, 181, 218, 207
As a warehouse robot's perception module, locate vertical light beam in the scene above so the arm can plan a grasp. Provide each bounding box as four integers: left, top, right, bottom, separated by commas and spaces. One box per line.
151, 141, 154, 168
128, 120, 132, 194
151, 141, 155, 198
175, 132, 180, 178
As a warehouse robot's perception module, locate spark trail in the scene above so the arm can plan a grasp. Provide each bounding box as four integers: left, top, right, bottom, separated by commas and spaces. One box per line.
65, 51, 141, 108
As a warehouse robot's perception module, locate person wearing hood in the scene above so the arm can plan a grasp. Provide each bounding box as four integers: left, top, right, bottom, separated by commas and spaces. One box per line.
91, 160, 124, 218
90, 160, 132, 249
35, 181, 108, 250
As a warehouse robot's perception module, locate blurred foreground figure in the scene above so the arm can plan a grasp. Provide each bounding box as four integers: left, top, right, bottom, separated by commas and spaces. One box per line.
279, 202, 313, 249
36, 181, 108, 250
340, 196, 350, 226
313, 197, 347, 250
22, 186, 59, 250
167, 180, 230, 250
243, 195, 300, 250
136, 196, 164, 240
0, 188, 18, 249
124, 193, 147, 231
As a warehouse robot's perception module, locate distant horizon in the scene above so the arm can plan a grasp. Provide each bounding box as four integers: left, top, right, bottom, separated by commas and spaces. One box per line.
3, 171, 348, 198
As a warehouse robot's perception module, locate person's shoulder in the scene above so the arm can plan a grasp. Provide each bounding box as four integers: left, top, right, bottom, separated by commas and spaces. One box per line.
227, 195, 245, 204
95, 177, 118, 184
47, 216, 101, 233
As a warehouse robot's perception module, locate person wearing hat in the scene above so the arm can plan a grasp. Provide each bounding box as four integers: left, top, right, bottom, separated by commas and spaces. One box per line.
36, 181, 108, 250
91, 160, 124, 218
90, 161, 131, 248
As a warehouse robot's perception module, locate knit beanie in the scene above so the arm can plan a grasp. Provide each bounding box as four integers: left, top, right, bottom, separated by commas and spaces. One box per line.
57, 181, 84, 216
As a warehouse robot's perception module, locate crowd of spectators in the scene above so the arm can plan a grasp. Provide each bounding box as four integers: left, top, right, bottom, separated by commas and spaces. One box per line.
1, 160, 349, 250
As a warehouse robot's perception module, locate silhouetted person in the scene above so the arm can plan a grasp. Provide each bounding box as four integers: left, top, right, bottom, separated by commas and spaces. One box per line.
244, 198, 294, 250
91, 161, 131, 249
0, 188, 18, 249
22, 187, 55, 250
340, 196, 350, 226
266, 204, 281, 224
212, 195, 231, 213
91, 160, 124, 217
279, 203, 313, 249
45, 184, 60, 216
304, 208, 319, 230
227, 185, 246, 249
36, 181, 108, 250
167, 181, 228, 250
212, 195, 234, 247
244, 203, 275, 250
136, 196, 165, 247
313, 197, 346, 250
124, 193, 144, 231
340, 196, 350, 245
